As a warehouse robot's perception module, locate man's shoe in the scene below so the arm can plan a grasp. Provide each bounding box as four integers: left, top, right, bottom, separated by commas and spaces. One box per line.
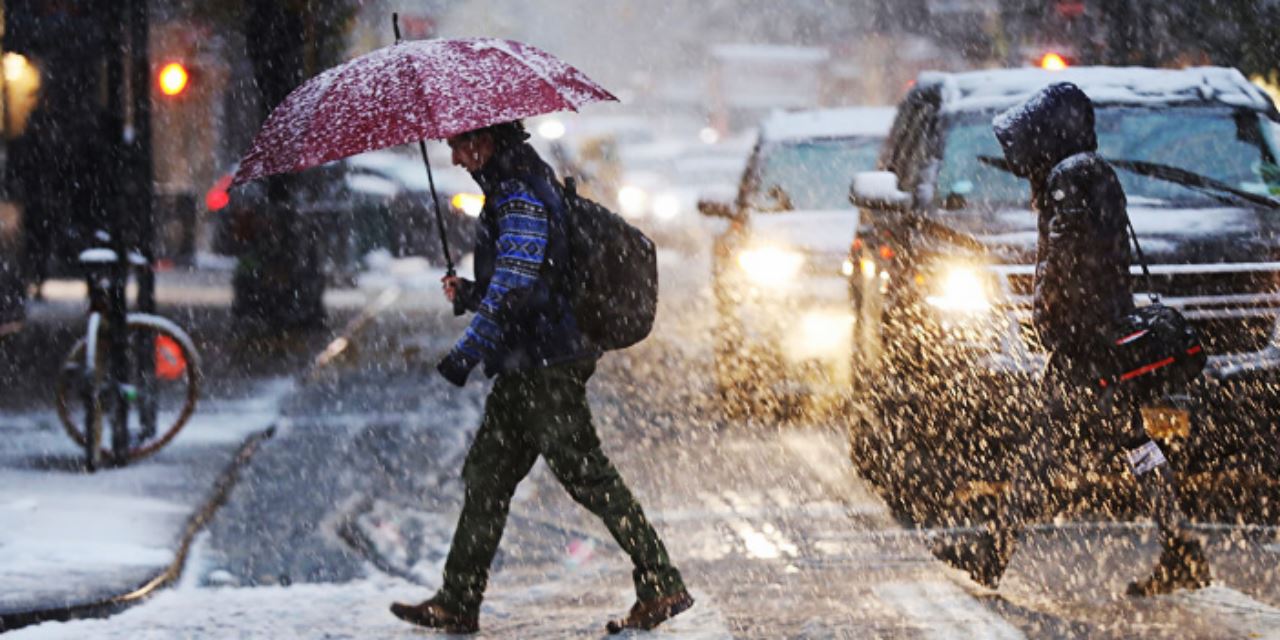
605, 589, 695, 633
390, 597, 479, 633
932, 532, 1011, 589
1126, 536, 1212, 597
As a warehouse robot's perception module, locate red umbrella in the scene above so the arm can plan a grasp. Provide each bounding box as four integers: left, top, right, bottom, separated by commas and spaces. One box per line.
233, 19, 617, 273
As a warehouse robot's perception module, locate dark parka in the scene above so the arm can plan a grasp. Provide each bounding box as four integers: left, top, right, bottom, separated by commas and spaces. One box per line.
993, 82, 1134, 364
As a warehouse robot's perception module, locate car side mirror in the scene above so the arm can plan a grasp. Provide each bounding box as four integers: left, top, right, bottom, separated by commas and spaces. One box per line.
849, 171, 910, 211
697, 197, 736, 219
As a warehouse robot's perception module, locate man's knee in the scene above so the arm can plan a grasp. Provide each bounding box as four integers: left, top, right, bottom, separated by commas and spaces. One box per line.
546, 447, 625, 506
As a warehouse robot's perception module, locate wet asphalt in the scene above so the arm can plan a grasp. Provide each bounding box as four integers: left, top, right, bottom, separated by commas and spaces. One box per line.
11, 255, 1280, 638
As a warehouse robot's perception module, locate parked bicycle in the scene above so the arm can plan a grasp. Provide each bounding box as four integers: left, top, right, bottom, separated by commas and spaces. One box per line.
54, 236, 201, 470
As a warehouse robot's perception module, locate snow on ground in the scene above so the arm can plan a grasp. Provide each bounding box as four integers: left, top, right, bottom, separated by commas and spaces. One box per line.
0, 379, 291, 612
6, 571, 729, 640
34, 253, 459, 314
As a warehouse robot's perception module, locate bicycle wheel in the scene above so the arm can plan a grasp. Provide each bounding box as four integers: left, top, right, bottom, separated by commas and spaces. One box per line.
55, 313, 202, 464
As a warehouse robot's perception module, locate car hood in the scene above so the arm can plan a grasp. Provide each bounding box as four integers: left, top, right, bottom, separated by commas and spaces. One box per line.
746, 209, 860, 256
925, 203, 1280, 265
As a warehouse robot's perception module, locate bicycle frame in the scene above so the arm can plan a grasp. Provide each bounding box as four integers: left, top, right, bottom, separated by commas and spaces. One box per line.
81, 245, 157, 465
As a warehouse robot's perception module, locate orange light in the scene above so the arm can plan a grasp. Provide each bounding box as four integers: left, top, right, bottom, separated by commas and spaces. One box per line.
159, 62, 189, 96
1039, 52, 1068, 71
879, 244, 896, 260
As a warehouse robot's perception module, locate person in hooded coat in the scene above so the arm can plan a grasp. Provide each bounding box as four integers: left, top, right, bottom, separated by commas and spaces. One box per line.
932, 82, 1212, 596
390, 121, 692, 634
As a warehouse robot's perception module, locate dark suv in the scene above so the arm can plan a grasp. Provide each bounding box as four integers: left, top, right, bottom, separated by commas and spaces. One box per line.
847, 67, 1280, 516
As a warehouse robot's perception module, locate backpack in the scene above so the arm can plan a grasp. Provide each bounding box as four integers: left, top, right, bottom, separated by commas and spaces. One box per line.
555, 177, 658, 351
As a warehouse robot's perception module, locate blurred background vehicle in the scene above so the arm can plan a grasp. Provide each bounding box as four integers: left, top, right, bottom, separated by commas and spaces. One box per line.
612, 133, 753, 252
209, 147, 481, 289
701, 105, 895, 416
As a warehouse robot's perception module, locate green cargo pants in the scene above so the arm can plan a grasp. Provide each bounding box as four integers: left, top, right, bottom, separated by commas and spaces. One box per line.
437, 360, 684, 615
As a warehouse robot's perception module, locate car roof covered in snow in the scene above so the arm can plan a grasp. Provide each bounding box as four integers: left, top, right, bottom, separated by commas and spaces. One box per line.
759, 106, 897, 143
919, 66, 1277, 114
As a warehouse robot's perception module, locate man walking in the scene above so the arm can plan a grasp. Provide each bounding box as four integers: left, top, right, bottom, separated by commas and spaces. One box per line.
390, 121, 692, 633
933, 82, 1212, 596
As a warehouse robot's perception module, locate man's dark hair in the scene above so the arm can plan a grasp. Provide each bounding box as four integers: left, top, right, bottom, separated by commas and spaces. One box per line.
457, 121, 529, 149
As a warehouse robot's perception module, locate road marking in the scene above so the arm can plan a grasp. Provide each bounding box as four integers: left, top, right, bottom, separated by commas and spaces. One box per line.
874, 581, 1026, 640
696, 492, 798, 560
1174, 585, 1280, 639
305, 286, 401, 380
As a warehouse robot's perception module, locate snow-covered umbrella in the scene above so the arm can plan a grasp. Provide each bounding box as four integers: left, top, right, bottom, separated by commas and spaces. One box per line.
232, 17, 617, 275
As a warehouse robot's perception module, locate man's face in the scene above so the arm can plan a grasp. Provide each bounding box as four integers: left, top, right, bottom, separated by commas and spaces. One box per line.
448, 133, 496, 172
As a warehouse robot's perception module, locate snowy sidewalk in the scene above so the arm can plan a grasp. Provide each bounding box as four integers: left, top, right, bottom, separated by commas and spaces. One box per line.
0, 380, 291, 625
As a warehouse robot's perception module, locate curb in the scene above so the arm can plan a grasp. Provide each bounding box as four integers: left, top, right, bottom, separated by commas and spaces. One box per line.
0, 425, 277, 633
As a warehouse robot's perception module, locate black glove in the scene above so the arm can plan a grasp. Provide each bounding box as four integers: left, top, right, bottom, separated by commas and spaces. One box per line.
436, 351, 475, 387
451, 278, 476, 317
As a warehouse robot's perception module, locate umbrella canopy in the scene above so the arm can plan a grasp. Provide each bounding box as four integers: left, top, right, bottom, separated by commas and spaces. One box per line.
232, 37, 616, 186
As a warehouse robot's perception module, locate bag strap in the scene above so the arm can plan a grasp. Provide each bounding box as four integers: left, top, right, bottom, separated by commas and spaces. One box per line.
1121, 209, 1160, 304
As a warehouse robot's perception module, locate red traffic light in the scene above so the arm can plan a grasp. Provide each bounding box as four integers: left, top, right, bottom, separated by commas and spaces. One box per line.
159, 62, 189, 96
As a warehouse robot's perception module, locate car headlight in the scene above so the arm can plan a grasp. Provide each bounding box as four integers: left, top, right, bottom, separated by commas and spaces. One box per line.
451, 193, 485, 217
652, 193, 681, 221
737, 246, 805, 286
924, 264, 992, 313
618, 185, 648, 218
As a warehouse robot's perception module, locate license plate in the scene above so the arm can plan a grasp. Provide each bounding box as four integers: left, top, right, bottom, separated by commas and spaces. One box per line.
1142, 406, 1191, 439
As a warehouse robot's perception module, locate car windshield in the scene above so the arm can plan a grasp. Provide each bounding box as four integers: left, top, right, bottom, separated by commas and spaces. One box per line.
935, 106, 1280, 209
745, 137, 881, 211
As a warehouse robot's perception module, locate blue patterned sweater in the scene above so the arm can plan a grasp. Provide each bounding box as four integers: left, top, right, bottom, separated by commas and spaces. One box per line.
448, 145, 596, 376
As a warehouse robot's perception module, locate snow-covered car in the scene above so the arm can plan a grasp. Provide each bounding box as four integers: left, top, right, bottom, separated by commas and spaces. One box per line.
849, 66, 1280, 488
702, 106, 896, 415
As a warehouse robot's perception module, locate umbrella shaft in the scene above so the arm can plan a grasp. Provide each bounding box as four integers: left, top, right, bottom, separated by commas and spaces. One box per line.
418, 139, 455, 276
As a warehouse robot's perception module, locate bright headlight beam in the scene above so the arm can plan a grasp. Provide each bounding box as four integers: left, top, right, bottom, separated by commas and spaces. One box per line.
451, 193, 485, 217
537, 119, 566, 140
653, 193, 681, 220
925, 265, 991, 313
737, 247, 804, 287
618, 185, 648, 218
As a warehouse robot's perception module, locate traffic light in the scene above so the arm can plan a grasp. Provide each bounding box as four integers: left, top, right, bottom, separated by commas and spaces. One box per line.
1039, 52, 1069, 70
158, 62, 189, 97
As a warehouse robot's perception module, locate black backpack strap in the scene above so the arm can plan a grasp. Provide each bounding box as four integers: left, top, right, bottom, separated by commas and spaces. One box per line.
1121, 209, 1159, 304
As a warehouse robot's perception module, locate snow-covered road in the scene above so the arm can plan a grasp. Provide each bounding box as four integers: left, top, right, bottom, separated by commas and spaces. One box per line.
10, 249, 1280, 638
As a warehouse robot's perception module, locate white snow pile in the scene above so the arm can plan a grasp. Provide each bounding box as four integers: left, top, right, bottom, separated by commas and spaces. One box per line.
0, 380, 290, 611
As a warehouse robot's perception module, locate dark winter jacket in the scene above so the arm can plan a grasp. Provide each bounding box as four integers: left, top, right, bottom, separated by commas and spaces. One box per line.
442, 142, 597, 380
993, 82, 1134, 362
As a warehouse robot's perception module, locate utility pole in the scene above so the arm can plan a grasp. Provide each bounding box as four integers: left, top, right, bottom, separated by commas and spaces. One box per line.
128, 0, 155, 315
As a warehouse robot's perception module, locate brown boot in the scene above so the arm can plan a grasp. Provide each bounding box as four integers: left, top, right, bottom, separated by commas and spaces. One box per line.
1126, 536, 1212, 597
390, 597, 479, 633
605, 589, 695, 633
